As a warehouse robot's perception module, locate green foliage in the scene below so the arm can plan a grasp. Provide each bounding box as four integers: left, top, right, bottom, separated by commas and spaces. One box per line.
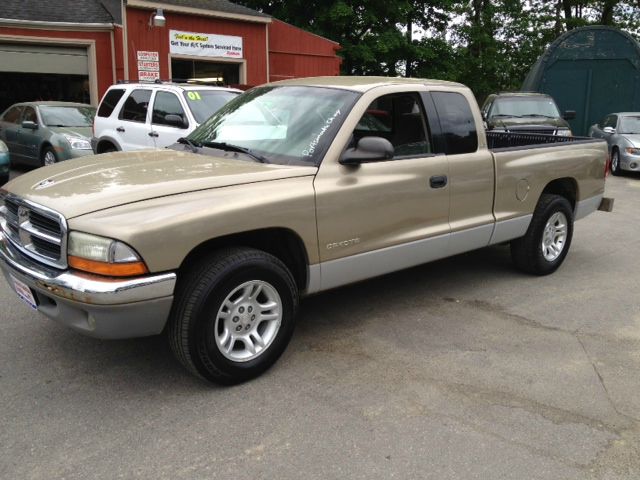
237, 1, 640, 99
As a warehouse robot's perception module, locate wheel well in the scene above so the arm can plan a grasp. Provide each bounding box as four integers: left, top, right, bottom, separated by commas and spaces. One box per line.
178, 228, 309, 291
541, 178, 577, 211
97, 140, 118, 153
39, 142, 52, 158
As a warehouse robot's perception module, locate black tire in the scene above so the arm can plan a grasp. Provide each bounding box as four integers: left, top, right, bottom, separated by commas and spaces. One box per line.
41, 146, 58, 166
611, 149, 621, 176
511, 194, 574, 275
168, 248, 299, 384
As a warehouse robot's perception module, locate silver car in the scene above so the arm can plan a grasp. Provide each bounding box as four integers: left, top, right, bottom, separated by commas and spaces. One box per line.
589, 112, 640, 175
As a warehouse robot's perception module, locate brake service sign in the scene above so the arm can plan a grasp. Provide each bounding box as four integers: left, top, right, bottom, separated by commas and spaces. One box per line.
169, 30, 243, 59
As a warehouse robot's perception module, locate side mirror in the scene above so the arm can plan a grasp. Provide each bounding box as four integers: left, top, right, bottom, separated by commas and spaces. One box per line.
164, 114, 187, 128
21, 120, 38, 130
563, 110, 576, 120
603, 126, 616, 134
339, 136, 394, 165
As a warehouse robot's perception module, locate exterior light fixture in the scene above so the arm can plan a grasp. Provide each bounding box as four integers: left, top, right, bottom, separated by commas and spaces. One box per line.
150, 8, 166, 27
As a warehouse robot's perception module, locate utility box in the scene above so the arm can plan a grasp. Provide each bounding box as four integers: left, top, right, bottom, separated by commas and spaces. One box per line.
522, 26, 640, 136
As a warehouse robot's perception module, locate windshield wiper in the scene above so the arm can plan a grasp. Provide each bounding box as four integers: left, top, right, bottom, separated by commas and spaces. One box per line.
526, 114, 554, 118
202, 141, 268, 164
491, 114, 521, 118
177, 137, 201, 153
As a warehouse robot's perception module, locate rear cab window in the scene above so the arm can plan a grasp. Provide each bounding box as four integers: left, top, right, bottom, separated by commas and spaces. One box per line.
98, 89, 126, 117
118, 89, 152, 123
431, 92, 478, 155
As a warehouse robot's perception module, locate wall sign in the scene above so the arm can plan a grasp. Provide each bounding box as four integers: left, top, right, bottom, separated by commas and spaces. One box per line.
137, 51, 159, 81
169, 30, 243, 59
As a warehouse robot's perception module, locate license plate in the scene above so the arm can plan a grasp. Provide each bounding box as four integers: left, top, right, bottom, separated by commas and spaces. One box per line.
11, 275, 38, 310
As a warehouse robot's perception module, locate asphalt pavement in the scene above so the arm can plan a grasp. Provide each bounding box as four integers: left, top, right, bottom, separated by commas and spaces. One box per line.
1, 169, 639, 479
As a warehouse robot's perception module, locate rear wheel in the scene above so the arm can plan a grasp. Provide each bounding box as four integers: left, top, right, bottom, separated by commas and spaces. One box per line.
611, 149, 621, 175
511, 194, 574, 275
168, 248, 298, 384
41, 146, 58, 166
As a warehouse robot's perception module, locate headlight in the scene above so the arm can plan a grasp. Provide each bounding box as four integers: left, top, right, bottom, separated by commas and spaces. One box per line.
0, 140, 8, 153
556, 129, 572, 136
68, 231, 148, 276
62, 134, 92, 150
625, 147, 640, 155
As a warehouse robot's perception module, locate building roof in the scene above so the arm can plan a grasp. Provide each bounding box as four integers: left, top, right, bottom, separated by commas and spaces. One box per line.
141, 0, 268, 18
0, 0, 267, 25
0, 0, 115, 24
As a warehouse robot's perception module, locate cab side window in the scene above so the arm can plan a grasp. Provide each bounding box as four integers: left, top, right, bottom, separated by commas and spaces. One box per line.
353, 93, 431, 157
431, 92, 478, 155
2, 106, 23, 124
119, 89, 152, 123
603, 115, 617, 129
152, 92, 188, 128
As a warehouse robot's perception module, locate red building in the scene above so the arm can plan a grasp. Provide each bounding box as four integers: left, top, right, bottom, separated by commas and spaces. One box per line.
0, 0, 341, 112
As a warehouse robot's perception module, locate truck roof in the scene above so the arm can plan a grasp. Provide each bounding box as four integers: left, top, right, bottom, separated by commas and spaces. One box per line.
268, 76, 466, 92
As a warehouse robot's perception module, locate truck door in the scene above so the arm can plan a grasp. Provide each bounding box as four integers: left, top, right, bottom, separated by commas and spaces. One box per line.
313, 89, 451, 290
428, 91, 495, 252
116, 89, 155, 150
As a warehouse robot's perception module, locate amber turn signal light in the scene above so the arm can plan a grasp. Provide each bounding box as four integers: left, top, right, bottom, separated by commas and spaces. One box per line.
68, 255, 149, 277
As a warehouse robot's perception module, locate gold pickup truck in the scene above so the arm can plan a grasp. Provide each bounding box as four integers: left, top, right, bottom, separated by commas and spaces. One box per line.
0, 77, 612, 384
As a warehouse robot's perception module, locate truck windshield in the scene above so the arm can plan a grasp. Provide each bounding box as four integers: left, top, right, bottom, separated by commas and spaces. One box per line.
490, 97, 560, 118
188, 86, 359, 166
618, 116, 640, 134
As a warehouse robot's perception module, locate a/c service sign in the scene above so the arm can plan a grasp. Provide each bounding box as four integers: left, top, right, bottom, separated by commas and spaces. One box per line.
169, 30, 243, 59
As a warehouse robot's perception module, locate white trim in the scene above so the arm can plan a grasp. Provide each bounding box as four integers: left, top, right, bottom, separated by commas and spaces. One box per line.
318, 224, 493, 292
305, 264, 322, 295
575, 194, 604, 220
489, 214, 533, 244
127, 0, 271, 24
0, 18, 115, 30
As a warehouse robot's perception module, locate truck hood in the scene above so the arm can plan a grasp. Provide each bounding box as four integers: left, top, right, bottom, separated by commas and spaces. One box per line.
3, 149, 317, 219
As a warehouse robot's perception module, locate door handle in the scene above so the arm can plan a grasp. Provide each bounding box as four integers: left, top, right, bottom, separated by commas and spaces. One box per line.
116, 127, 125, 132
429, 175, 448, 189
148, 131, 159, 137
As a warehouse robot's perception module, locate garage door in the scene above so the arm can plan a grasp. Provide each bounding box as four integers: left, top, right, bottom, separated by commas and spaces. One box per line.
0, 43, 88, 75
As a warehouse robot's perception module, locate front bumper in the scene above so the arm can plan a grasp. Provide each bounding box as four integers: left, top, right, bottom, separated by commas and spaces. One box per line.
0, 231, 176, 339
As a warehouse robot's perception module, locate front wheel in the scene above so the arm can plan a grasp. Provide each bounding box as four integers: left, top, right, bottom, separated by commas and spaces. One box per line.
41, 146, 58, 166
168, 248, 298, 384
511, 194, 574, 275
611, 149, 621, 176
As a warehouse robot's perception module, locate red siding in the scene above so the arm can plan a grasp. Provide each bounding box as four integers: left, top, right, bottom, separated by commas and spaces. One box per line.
125, 8, 268, 85
0, 26, 114, 99
268, 19, 341, 81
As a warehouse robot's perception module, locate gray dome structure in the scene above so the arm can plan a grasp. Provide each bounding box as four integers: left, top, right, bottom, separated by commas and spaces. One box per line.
522, 26, 640, 136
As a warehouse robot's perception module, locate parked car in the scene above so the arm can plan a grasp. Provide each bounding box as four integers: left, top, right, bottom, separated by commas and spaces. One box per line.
0, 140, 9, 185
588, 112, 640, 175
0, 102, 95, 167
92, 82, 242, 153
0, 77, 611, 384
481, 92, 575, 136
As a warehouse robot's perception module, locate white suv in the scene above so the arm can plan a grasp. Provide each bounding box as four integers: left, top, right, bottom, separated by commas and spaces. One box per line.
92, 82, 241, 153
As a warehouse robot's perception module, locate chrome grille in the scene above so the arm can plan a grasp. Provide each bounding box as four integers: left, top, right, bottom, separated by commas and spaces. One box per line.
0, 192, 68, 269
